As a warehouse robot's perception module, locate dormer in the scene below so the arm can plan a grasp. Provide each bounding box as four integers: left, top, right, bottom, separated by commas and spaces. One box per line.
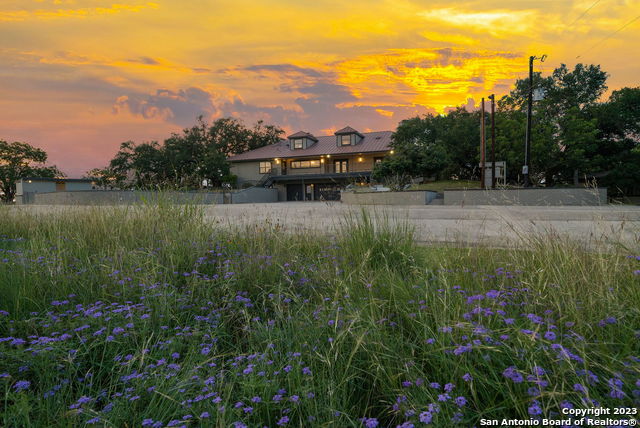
288, 131, 318, 150
335, 126, 364, 147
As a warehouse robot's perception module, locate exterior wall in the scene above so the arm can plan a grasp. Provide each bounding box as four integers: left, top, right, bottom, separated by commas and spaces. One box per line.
65, 181, 93, 191
18, 189, 278, 205
230, 153, 385, 185
444, 188, 608, 206
342, 190, 438, 205
17, 180, 56, 195
17, 180, 93, 195
231, 161, 265, 185
286, 158, 322, 175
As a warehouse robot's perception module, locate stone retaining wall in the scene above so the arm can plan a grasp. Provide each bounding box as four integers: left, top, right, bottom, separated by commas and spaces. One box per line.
341, 190, 438, 205
443, 188, 607, 206
19, 188, 278, 205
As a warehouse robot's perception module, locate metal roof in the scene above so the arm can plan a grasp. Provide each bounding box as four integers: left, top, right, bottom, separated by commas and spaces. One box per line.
229, 130, 393, 162
334, 126, 363, 136
287, 131, 318, 141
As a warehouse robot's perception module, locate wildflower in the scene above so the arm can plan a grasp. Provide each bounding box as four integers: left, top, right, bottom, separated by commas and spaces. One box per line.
277, 416, 289, 426
302, 367, 312, 376
361, 418, 379, 428
419, 411, 433, 424
528, 400, 543, 416
13, 380, 30, 391
455, 396, 467, 407
462, 373, 473, 382
503, 366, 524, 383
574, 383, 587, 394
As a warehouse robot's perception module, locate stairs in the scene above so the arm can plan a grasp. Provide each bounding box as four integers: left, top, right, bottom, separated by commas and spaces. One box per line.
256, 173, 274, 187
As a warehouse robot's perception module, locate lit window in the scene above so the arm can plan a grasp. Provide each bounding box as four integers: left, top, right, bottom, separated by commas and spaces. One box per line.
259, 161, 272, 174
292, 139, 303, 149
291, 159, 321, 169
340, 135, 351, 146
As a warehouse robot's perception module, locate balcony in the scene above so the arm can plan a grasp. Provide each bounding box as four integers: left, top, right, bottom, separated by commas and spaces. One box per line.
269, 162, 373, 176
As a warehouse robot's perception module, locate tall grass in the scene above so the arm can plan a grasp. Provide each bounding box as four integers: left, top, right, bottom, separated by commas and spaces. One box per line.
0, 203, 638, 427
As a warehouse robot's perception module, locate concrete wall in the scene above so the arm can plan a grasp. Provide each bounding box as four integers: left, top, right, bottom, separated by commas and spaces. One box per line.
444, 188, 607, 206
341, 190, 438, 205
19, 188, 278, 205
231, 187, 278, 203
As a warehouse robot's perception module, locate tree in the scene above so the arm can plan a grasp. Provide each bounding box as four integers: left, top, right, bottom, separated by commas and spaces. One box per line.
0, 140, 63, 202
373, 115, 451, 182
593, 87, 640, 195
96, 116, 284, 189
499, 63, 608, 185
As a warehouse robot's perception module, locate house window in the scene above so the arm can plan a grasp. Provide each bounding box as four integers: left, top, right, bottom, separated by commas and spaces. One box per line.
340, 135, 351, 146
291, 159, 321, 169
292, 139, 303, 149
334, 159, 348, 173
259, 161, 272, 174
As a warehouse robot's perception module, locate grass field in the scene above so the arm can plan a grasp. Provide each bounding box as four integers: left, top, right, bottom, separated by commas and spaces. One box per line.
1, 203, 638, 427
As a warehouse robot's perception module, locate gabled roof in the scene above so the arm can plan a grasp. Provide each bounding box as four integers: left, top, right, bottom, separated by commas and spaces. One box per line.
334, 126, 363, 137
287, 131, 318, 141
228, 130, 393, 162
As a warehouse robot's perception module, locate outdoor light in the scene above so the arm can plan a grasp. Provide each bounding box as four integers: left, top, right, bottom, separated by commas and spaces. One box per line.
320, 158, 325, 163
275, 158, 280, 164
326, 154, 331, 158
390, 150, 394, 154
358, 157, 363, 162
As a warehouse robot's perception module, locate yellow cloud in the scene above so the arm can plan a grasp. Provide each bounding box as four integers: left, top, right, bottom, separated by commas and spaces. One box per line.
0, 2, 158, 21
336, 48, 524, 112
419, 8, 537, 36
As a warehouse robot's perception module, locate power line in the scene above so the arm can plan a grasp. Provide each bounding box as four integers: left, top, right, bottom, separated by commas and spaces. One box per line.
576, 13, 640, 58
564, 0, 602, 32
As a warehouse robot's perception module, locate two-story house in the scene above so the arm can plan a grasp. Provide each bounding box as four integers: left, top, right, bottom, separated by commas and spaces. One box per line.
228, 126, 393, 201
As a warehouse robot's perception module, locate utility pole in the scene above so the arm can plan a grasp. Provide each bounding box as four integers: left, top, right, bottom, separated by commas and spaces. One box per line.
523, 54, 547, 188
480, 97, 486, 189
489, 94, 496, 189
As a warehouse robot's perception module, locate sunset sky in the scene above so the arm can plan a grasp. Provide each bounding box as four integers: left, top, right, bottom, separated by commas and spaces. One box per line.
1, 0, 639, 176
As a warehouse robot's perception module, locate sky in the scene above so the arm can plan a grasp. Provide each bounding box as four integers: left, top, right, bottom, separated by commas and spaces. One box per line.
1, 0, 639, 176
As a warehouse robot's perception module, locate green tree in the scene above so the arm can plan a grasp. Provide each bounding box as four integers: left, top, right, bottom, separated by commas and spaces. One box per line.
498, 63, 608, 185
373, 115, 451, 182
97, 117, 283, 189
593, 87, 640, 196
0, 140, 63, 202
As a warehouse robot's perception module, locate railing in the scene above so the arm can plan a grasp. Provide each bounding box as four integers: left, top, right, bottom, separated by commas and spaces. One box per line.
268, 164, 372, 176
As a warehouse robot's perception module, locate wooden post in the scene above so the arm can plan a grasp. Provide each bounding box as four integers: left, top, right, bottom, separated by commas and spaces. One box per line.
490, 94, 496, 189
480, 97, 486, 189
